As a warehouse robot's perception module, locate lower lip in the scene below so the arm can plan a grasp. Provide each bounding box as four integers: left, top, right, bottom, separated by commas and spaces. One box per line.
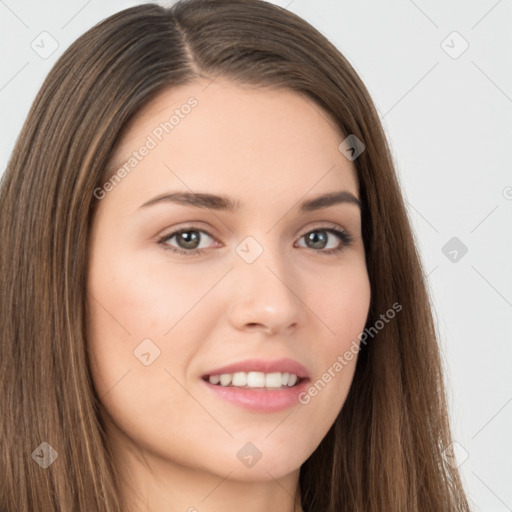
201, 378, 310, 412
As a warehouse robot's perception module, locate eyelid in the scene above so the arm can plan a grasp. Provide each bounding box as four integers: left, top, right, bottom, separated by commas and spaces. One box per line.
157, 223, 221, 249
157, 221, 219, 241
296, 221, 346, 238
157, 221, 354, 256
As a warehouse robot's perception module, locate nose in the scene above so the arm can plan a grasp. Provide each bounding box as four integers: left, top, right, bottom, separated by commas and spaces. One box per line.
227, 245, 304, 336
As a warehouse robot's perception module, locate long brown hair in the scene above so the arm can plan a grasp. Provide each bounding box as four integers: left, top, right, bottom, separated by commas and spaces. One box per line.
0, 1, 470, 510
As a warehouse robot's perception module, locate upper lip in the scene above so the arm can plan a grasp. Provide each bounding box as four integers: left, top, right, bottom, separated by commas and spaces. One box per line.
203, 358, 309, 379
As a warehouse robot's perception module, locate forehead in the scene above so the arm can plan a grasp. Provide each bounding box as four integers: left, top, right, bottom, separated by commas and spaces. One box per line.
104, 78, 359, 207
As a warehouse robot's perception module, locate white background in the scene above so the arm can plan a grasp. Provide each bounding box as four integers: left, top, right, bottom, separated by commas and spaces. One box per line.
1, 1, 511, 510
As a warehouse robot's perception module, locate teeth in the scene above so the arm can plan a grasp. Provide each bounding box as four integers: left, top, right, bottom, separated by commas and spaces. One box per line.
264, 372, 282, 388
209, 374, 220, 385
219, 374, 232, 386
247, 372, 265, 387
208, 371, 300, 389
232, 372, 247, 386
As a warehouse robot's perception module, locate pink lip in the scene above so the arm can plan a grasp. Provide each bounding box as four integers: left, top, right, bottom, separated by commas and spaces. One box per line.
200, 358, 310, 412
201, 378, 310, 412
202, 358, 309, 379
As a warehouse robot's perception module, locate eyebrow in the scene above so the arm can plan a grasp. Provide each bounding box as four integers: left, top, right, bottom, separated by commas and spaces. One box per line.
139, 190, 362, 213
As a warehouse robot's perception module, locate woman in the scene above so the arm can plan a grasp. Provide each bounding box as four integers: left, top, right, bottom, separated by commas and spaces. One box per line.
0, 1, 471, 511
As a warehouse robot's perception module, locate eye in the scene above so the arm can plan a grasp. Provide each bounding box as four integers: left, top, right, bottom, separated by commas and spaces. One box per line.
158, 227, 216, 256
157, 223, 353, 257
296, 225, 353, 255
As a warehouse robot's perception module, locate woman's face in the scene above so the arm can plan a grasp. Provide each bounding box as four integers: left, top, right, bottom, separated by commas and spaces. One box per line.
87, 78, 371, 484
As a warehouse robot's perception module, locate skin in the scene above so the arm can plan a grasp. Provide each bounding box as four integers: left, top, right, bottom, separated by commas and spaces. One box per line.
86, 77, 371, 512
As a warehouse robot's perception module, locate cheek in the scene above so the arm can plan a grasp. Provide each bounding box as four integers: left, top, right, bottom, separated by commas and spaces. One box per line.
308, 257, 371, 347
85, 250, 212, 444
298, 260, 370, 425
87, 256, 199, 337
85, 244, 229, 398
86, 242, 230, 353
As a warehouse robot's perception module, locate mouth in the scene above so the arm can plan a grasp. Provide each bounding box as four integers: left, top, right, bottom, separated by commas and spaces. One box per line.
200, 358, 310, 412
202, 371, 305, 390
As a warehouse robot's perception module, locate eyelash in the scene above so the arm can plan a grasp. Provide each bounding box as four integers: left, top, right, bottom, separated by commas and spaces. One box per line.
157, 223, 354, 257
